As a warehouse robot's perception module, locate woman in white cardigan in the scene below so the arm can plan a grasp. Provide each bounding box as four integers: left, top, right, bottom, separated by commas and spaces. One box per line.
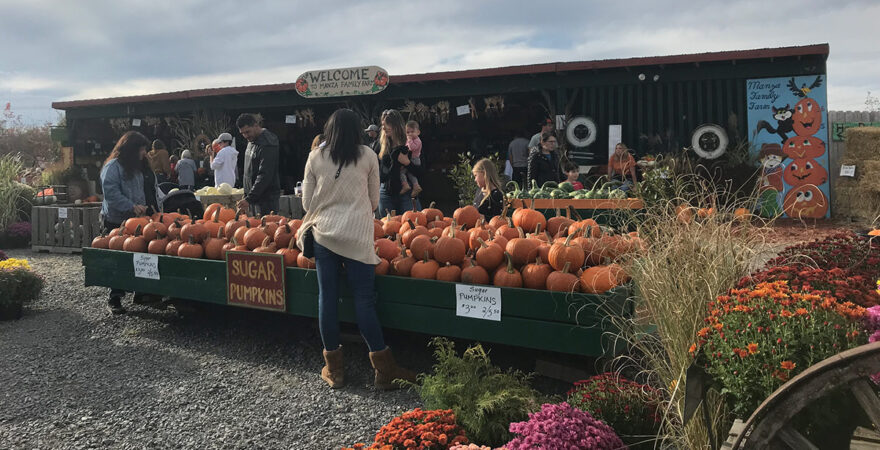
298, 109, 415, 390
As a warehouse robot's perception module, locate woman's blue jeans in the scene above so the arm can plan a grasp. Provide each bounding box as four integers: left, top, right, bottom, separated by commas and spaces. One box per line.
313, 241, 386, 352
377, 182, 414, 218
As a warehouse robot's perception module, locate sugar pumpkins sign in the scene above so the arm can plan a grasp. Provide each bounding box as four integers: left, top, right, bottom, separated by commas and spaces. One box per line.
747, 75, 831, 219
295, 66, 389, 98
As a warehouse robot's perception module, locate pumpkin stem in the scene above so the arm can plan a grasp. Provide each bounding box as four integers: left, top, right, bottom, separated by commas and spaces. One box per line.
188, 235, 196, 244
561, 261, 571, 273
423, 250, 430, 263
564, 232, 577, 247
477, 237, 489, 249
535, 255, 543, 265
503, 251, 515, 274
516, 226, 524, 239
217, 228, 225, 239
288, 235, 296, 249
533, 223, 542, 235
213, 208, 221, 223
135, 224, 142, 237
261, 236, 271, 248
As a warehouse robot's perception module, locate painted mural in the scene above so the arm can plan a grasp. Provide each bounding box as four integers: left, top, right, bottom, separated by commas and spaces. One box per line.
747, 75, 830, 218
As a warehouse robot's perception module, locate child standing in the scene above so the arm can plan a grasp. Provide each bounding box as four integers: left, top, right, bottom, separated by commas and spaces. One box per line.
562, 161, 584, 190
400, 120, 422, 197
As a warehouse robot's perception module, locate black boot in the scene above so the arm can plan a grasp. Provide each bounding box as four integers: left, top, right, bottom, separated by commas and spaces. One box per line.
107, 296, 126, 315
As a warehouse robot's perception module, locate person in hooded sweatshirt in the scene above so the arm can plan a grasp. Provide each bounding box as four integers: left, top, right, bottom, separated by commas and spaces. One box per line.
210, 132, 239, 187
175, 149, 198, 191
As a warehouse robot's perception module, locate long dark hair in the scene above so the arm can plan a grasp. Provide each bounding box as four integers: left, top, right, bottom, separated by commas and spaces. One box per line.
379, 109, 406, 159
322, 109, 363, 168
105, 131, 149, 177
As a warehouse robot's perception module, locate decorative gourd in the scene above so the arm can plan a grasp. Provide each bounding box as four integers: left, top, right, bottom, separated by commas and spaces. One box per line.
142, 220, 168, 242
493, 252, 523, 288
165, 239, 183, 256
91, 234, 110, 249
461, 258, 490, 285
204, 229, 228, 260
178, 236, 204, 259
297, 253, 316, 269
374, 258, 390, 275
122, 225, 147, 253
410, 251, 439, 279
548, 233, 585, 273
546, 262, 580, 292
253, 236, 277, 254
148, 233, 168, 255
452, 205, 480, 229
408, 234, 435, 261
475, 238, 503, 271
375, 238, 399, 261
243, 227, 269, 250
579, 264, 627, 294
521, 255, 552, 290
390, 245, 416, 277
437, 263, 462, 282
434, 231, 466, 265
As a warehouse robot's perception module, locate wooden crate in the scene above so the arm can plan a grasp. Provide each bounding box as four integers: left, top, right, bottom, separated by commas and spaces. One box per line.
31, 204, 102, 253
82, 248, 634, 357
278, 195, 304, 219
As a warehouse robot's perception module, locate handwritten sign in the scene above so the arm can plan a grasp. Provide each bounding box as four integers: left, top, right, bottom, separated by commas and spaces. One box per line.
295, 65, 388, 98
57, 207, 68, 219
456, 105, 470, 116
133, 253, 159, 280
455, 284, 501, 321
226, 251, 286, 312
131, 118, 141, 127
840, 165, 856, 177
285, 115, 296, 124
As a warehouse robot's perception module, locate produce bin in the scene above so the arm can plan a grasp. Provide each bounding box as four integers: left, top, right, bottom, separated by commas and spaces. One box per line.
31, 204, 102, 253
82, 248, 633, 357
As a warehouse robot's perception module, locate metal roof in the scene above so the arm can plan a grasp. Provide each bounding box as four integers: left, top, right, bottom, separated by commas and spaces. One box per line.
52, 43, 829, 110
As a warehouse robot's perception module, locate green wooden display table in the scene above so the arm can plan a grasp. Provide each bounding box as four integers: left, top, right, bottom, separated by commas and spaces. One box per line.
82, 248, 633, 357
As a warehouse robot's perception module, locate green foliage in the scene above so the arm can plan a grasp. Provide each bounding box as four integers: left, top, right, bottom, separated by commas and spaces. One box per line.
0, 267, 44, 306
401, 337, 540, 446
447, 152, 507, 207
0, 155, 35, 230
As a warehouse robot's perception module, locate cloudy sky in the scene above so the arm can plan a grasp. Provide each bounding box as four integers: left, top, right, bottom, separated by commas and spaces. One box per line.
1, 0, 877, 125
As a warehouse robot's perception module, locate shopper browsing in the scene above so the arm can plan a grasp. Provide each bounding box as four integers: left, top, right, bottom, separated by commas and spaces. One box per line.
210, 132, 238, 187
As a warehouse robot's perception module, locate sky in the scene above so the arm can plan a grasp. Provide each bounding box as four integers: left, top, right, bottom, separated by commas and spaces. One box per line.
1, 0, 877, 125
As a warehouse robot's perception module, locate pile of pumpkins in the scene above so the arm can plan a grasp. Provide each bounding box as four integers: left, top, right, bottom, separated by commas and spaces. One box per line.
91, 202, 636, 294
372, 203, 636, 294
90, 203, 315, 269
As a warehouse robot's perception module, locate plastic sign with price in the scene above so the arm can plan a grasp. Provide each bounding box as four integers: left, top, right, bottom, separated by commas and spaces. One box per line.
455, 284, 501, 321
226, 251, 286, 312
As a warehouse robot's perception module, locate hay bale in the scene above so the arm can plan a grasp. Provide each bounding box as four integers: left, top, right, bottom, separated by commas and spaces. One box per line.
861, 161, 880, 193
844, 127, 880, 161
833, 185, 880, 221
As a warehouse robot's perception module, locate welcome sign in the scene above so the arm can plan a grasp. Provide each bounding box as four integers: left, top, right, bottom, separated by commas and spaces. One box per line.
295, 66, 389, 98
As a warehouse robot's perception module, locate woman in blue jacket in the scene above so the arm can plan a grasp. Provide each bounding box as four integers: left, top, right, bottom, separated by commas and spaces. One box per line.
100, 131, 158, 314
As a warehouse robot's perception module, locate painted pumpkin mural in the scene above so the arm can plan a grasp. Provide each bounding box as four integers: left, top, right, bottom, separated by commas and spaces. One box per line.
792, 97, 823, 136
783, 184, 828, 219
783, 157, 828, 187
783, 135, 826, 159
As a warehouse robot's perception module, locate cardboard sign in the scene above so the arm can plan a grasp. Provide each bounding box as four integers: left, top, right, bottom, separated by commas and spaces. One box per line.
608, 125, 622, 158
456, 105, 470, 116
285, 115, 296, 124
840, 165, 856, 177
294, 65, 388, 98
226, 251, 286, 312
133, 253, 160, 280
455, 284, 501, 321
57, 207, 68, 219
131, 118, 141, 127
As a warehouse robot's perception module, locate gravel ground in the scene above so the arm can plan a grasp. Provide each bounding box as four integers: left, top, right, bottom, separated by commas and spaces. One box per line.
0, 250, 573, 450
0, 250, 431, 449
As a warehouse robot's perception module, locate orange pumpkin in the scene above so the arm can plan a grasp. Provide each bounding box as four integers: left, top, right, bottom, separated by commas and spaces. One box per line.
548, 233, 585, 273
224, 214, 247, 240
580, 264, 627, 294
461, 258, 490, 285
734, 208, 751, 222
408, 234, 435, 261
375, 238, 399, 261
180, 222, 209, 244
434, 233, 466, 266
178, 236, 204, 259
374, 220, 386, 240
676, 204, 693, 224
123, 217, 149, 235
122, 225, 147, 253
421, 202, 444, 224
493, 252, 523, 288
505, 228, 539, 267
410, 252, 439, 279
475, 238, 504, 271
436, 263, 462, 282
869, 229, 880, 237
383, 213, 403, 237
297, 253, 316, 269
374, 258, 390, 275
521, 256, 552, 290
142, 220, 167, 242
546, 262, 580, 292
276, 237, 300, 267
792, 97, 822, 137
148, 234, 168, 255
783, 135, 826, 159
512, 204, 546, 237
108, 233, 127, 251
91, 235, 110, 249
274, 223, 294, 249
253, 236, 277, 254
453, 205, 480, 229
243, 227, 269, 250
401, 223, 429, 248
402, 210, 427, 227
391, 245, 416, 277
165, 239, 183, 256
546, 211, 575, 238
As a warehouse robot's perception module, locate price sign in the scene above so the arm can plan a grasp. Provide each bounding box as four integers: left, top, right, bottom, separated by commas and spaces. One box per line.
455, 284, 501, 321
285, 115, 296, 124
456, 104, 471, 116
840, 165, 856, 177
57, 207, 68, 219
133, 253, 160, 280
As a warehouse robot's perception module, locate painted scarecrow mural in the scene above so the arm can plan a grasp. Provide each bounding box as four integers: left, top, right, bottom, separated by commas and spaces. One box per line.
747, 75, 830, 218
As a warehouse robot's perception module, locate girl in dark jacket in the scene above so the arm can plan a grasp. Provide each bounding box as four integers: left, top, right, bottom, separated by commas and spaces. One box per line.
527, 132, 563, 187
472, 158, 505, 219
377, 109, 422, 216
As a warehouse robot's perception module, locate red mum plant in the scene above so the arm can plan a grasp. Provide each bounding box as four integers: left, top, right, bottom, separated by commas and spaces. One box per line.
692, 280, 868, 418
343, 408, 469, 450
567, 373, 662, 437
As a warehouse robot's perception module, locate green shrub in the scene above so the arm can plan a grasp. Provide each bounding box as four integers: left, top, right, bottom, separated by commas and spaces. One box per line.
0, 265, 44, 306
401, 338, 540, 446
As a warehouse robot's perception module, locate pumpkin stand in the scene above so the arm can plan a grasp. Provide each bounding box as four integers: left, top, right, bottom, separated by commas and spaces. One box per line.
81, 202, 639, 357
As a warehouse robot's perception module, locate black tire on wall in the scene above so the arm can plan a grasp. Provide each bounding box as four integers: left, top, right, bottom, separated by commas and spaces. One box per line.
690, 124, 729, 159
565, 116, 598, 148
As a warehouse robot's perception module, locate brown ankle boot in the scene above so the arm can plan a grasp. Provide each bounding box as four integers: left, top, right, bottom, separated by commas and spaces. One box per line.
321, 347, 344, 388
368, 347, 417, 390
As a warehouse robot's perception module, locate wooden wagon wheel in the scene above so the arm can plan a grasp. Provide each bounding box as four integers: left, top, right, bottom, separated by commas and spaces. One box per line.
730, 341, 880, 449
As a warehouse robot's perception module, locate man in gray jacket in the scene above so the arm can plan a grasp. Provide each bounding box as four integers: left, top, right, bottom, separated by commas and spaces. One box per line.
235, 113, 280, 215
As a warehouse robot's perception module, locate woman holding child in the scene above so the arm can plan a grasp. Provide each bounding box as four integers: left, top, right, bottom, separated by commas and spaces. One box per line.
377, 109, 423, 216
